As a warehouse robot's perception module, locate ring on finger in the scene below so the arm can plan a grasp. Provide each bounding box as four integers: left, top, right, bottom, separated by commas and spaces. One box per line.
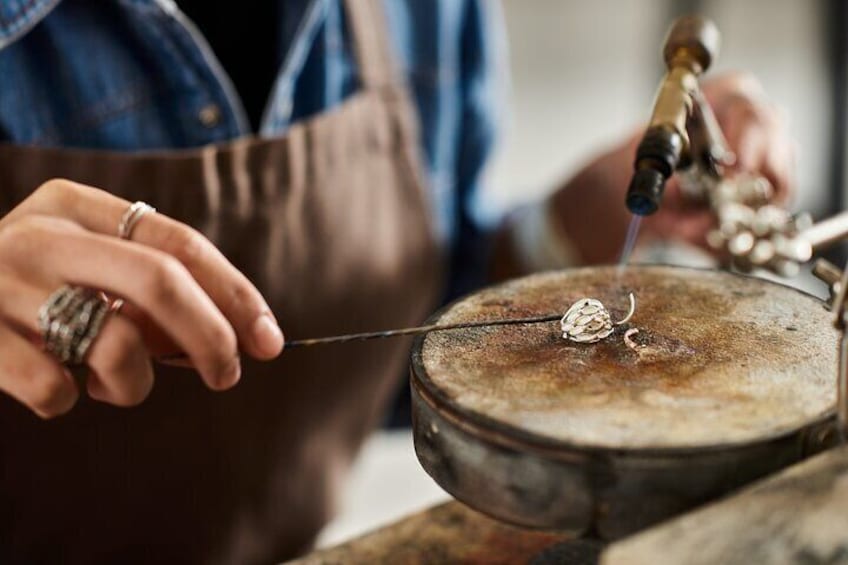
117, 201, 155, 240
97, 291, 126, 316
109, 298, 125, 314
38, 285, 112, 366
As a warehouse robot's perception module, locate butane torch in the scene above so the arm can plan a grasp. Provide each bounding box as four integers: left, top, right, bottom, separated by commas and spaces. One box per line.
623, 15, 808, 275
623, 15, 848, 445
625, 16, 721, 216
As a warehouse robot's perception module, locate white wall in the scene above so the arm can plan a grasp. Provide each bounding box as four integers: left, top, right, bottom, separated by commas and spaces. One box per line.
707, 0, 830, 213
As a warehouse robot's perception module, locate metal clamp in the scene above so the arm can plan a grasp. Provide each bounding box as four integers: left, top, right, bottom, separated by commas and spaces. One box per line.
812, 258, 848, 443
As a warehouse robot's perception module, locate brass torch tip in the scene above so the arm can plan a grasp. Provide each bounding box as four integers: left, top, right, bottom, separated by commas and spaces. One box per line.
626, 168, 665, 216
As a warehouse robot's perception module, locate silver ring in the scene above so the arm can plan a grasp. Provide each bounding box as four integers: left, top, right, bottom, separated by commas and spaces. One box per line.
117, 201, 155, 240
98, 291, 125, 314
38, 285, 111, 366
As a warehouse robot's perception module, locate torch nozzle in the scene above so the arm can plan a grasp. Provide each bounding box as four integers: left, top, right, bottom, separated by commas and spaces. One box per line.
626, 168, 666, 216
625, 125, 684, 216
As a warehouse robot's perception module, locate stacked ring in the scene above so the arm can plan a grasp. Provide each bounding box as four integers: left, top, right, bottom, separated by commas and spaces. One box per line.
109, 201, 154, 313
38, 286, 111, 366
117, 201, 155, 240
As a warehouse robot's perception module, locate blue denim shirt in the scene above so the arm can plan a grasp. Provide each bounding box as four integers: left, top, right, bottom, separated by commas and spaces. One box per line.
0, 0, 506, 296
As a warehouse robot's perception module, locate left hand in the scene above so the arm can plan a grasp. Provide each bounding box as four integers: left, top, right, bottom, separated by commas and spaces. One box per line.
550, 71, 796, 265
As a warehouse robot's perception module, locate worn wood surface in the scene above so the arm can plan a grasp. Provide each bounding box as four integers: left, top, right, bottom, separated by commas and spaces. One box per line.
602, 446, 848, 565
288, 501, 604, 565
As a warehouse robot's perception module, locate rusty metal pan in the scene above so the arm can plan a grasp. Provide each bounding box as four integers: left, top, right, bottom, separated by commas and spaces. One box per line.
410, 265, 839, 539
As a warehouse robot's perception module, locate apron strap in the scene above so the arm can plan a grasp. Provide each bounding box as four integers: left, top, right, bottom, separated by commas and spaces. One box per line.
344, 0, 398, 88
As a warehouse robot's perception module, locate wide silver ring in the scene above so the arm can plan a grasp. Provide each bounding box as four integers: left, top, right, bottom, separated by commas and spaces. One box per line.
38, 285, 111, 366
117, 201, 155, 240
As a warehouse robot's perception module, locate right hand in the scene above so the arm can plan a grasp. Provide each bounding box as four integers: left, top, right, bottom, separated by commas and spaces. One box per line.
0, 179, 285, 418
551, 72, 795, 264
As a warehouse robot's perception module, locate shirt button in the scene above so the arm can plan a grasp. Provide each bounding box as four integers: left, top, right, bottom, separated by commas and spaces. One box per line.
198, 104, 222, 128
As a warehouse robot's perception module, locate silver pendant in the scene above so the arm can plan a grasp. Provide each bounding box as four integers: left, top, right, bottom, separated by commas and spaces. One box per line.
561, 292, 636, 344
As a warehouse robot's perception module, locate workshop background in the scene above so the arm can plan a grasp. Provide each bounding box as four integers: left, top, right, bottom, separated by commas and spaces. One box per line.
318, 0, 846, 548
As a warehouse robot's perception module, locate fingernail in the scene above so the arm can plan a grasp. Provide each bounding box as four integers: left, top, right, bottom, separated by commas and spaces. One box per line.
156, 356, 196, 369
216, 356, 241, 389
252, 313, 284, 357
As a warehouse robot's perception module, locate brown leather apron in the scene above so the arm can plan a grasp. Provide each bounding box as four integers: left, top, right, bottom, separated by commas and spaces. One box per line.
0, 1, 442, 563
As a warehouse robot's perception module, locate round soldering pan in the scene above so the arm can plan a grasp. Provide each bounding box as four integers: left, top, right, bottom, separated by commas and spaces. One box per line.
410, 265, 838, 539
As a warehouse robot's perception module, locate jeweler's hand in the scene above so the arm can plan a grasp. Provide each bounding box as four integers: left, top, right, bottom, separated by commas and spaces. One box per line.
550, 71, 796, 264
0, 179, 284, 418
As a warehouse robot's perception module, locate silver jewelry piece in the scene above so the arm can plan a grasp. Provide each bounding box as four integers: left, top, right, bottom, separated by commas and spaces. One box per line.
117, 201, 155, 240
99, 291, 125, 314
623, 327, 643, 350
38, 285, 111, 365
560, 292, 636, 344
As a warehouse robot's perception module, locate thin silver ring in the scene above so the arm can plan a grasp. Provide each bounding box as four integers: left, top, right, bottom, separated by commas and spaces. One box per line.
98, 292, 125, 316
117, 201, 155, 240
109, 298, 125, 314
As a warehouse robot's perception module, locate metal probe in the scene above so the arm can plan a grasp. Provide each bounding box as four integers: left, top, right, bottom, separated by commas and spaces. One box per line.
287, 293, 637, 348
811, 256, 848, 444
154, 313, 563, 363
284, 313, 564, 348
156, 295, 636, 363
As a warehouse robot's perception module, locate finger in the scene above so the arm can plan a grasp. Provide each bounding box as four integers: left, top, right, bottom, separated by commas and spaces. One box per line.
0, 267, 186, 366
1, 216, 241, 390
702, 72, 766, 107
731, 123, 769, 173
85, 314, 155, 407
0, 270, 48, 339
714, 93, 795, 185
661, 177, 707, 212
0, 322, 78, 418
729, 122, 795, 206
105, 300, 186, 360
110, 302, 198, 367
759, 141, 795, 206
720, 99, 771, 172
22, 180, 283, 359
0, 271, 155, 406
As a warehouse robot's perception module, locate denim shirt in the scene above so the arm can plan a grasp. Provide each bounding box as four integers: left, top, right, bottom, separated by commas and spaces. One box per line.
0, 0, 506, 296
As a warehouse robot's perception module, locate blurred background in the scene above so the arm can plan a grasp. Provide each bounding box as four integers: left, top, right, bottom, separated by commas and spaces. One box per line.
486, 0, 836, 220
319, 0, 847, 547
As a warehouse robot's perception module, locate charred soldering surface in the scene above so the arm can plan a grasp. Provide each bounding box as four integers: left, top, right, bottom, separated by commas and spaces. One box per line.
415, 265, 835, 449
411, 266, 838, 536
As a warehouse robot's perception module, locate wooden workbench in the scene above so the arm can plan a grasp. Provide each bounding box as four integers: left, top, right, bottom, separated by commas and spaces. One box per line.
289, 501, 604, 564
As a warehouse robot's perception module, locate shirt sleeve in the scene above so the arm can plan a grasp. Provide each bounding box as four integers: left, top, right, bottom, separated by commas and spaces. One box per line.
446, 0, 509, 297
457, 0, 509, 230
